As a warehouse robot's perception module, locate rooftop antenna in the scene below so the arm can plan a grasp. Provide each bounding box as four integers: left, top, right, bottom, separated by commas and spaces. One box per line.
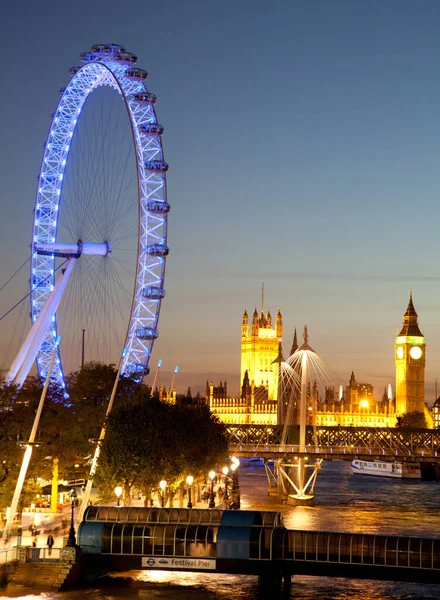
262, 280, 264, 313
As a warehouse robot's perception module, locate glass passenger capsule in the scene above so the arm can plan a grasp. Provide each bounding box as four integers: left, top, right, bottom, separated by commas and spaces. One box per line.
125, 363, 150, 376
146, 244, 170, 256
80, 52, 97, 63
139, 123, 164, 136
115, 51, 137, 65
126, 68, 148, 80
135, 327, 159, 340
146, 200, 170, 213
142, 286, 166, 299
145, 160, 169, 172
133, 92, 157, 104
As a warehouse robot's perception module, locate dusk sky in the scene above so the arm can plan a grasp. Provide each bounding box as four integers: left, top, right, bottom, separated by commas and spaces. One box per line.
2, 1, 440, 399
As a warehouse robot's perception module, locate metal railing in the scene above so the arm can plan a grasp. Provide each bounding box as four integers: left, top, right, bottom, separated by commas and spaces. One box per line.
0, 547, 19, 564
280, 530, 440, 570
226, 425, 440, 452
233, 443, 439, 459
25, 546, 62, 562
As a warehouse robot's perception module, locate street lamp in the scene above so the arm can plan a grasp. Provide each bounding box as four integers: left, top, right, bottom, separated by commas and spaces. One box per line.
230, 460, 241, 509
234, 459, 241, 508
66, 488, 77, 547
186, 475, 194, 508
208, 470, 216, 509
114, 486, 123, 506
222, 466, 229, 501
159, 480, 167, 508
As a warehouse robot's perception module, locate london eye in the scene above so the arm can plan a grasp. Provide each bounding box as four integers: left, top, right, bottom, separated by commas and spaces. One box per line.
8, 43, 169, 388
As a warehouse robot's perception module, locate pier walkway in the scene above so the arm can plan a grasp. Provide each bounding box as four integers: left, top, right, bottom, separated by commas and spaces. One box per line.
78, 507, 440, 597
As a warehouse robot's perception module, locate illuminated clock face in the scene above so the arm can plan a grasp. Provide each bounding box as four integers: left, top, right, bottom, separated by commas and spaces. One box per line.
409, 346, 422, 360
397, 346, 404, 359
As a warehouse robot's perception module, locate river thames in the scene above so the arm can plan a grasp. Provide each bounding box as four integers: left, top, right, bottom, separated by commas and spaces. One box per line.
3, 459, 440, 599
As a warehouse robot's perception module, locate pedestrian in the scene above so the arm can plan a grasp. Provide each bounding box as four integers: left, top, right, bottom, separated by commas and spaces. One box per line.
47, 534, 54, 556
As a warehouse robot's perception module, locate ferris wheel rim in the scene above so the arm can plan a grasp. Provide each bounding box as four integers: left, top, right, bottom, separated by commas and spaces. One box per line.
30, 45, 169, 388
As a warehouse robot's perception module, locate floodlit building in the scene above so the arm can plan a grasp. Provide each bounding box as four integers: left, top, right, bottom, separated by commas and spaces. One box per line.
207, 295, 433, 428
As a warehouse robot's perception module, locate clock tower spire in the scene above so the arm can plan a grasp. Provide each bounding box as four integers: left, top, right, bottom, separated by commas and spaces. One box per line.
395, 292, 426, 417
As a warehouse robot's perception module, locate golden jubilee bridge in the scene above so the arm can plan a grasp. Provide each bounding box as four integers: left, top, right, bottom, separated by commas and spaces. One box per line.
227, 424, 440, 456
226, 424, 440, 505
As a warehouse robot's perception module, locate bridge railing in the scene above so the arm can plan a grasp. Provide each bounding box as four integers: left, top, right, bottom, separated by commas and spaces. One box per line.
0, 547, 19, 564
25, 546, 62, 562
233, 443, 438, 458
280, 530, 440, 570
227, 425, 440, 452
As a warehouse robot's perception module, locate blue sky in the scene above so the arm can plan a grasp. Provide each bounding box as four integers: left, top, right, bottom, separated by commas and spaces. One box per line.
2, 1, 440, 399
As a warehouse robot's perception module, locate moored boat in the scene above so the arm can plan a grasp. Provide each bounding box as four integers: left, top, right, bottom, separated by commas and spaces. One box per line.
351, 459, 421, 479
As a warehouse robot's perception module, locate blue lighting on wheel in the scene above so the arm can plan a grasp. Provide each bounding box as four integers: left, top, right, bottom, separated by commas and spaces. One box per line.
30, 43, 168, 389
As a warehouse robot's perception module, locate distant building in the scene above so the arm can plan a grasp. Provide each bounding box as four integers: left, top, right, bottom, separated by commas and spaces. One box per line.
207, 295, 434, 428
433, 397, 440, 429
206, 378, 277, 425
313, 370, 395, 427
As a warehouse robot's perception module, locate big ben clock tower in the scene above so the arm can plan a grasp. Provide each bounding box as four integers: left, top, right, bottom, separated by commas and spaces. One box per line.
395, 293, 426, 416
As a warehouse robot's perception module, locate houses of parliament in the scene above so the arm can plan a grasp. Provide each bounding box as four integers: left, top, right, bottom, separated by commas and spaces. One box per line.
206, 294, 437, 428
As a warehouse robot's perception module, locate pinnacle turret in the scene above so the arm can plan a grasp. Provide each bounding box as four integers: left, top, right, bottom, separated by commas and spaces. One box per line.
266, 308, 272, 327
290, 327, 298, 355
297, 324, 315, 353
302, 325, 308, 345
271, 340, 285, 365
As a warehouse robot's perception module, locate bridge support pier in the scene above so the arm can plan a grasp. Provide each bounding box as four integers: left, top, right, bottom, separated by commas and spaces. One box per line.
282, 573, 291, 597
258, 571, 281, 598
278, 458, 322, 506
257, 572, 291, 599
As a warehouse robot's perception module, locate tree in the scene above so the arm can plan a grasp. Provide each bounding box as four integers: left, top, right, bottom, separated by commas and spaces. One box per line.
0, 376, 69, 511
0, 363, 149, 512
0, 362, 154, 513
64, 361, 150, 455
95, 398, 228, 504
398, 411, 427, 428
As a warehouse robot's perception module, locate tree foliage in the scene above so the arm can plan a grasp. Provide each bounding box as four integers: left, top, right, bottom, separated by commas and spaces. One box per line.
398, 411, 427, 428
95, 398, 228, 504
0, 362, 150, 512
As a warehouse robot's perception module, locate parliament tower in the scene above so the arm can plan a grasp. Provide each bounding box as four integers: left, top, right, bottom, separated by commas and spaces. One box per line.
240, 305, 282, 401
395, 293, 426, 416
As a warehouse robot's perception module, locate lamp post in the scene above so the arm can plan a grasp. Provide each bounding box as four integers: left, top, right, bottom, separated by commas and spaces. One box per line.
234, 459, 241, 508
222, 466, 229, 501
208, 470, 216, 509
230, 458, 240, 509
159, 480, 167, 508
66, 488, 77, 546
114, 485, 123, 506
186, 475, 194, 508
